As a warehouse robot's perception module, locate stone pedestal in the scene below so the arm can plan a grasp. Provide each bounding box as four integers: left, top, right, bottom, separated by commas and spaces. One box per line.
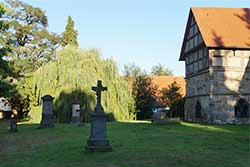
9, 118, 17, 132
85, 80, 112, 151
85, 106, 112, 151
40, 95, 54, 128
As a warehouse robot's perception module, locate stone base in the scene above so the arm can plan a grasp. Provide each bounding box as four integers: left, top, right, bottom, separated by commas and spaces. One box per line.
9, 119, 17, 133
85, 139, 112, 152
71, 116, 81, 125
39, 114, 54, 128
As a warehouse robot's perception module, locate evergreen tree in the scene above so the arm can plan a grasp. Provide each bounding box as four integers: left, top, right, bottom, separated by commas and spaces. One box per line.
132, 75, 158, 120
160, 81, 182, 117
62, 16, 78, 47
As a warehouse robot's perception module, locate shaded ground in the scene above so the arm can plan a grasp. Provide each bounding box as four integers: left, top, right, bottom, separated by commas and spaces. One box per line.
0, 121, 249, 167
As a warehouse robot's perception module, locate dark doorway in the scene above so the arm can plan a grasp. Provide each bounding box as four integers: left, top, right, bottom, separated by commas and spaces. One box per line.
234, 98, 249, 118
195, 101, 202, 119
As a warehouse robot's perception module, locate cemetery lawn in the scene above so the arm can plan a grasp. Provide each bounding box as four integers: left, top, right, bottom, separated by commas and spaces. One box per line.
0, 121, 249, 167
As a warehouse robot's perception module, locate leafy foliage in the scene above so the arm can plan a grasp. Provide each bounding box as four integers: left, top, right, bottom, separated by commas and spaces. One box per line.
123, 63, 146, 77
160, 81, 182, 117
62, 16, 78, 47
170, 97, 185, 119
2, 0, 61, 76
0, 0, 62, 119
151, 64, 173, 76
132, 75, 158, 119
0, 2, 14, 98
32, 46, 136, 123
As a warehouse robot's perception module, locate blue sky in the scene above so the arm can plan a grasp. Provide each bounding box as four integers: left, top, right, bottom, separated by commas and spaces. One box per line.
21, 0, 249, 76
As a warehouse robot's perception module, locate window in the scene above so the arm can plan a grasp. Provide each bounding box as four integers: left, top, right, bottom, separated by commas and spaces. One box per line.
194, 35, 198, 47
194, 24, 198, 34
189, 26, 193, 37
198, 34, 203, 44
194, 52, 198, 61
190, 53, 193, 63
190, 38, 193, 49
198, 60, 203, 70
190, 64, 194, 73
198, 49, 203, 59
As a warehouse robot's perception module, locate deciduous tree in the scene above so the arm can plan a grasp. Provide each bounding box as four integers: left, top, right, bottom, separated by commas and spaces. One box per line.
151, 64, 173, 76
2, 0, 61, 76
123, 63, 146, 77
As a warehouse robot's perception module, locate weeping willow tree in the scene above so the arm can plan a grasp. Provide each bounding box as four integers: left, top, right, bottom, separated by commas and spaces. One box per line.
30, 46, 136, 123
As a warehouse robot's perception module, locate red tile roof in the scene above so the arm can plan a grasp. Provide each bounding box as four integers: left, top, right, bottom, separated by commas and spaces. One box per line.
151, 76, 186, 97
193, 7, 250, 48
126, 76, 186, 97
180, 7, 250, 61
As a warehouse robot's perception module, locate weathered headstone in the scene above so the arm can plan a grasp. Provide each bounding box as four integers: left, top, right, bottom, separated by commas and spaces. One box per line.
71, 103, 81, 125
85, 80, 112, 151
40, 95, 54, 128
9, 118, 17, 132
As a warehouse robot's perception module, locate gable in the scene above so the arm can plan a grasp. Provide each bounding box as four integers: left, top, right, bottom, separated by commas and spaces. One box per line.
179, 9, 205, 61
180, 7, 250, 61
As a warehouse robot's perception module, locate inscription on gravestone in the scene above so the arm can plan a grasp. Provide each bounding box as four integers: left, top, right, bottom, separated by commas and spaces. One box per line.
85, 80, 112, 151
40, 95, 54, 128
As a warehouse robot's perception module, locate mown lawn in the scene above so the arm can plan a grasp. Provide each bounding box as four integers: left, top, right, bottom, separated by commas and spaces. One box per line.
0, 120, 249, 167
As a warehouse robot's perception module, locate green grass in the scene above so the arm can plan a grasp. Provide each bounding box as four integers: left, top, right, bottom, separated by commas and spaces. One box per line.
0, 120, 249, 167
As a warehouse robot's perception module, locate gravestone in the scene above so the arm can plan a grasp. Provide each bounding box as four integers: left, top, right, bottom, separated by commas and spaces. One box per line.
40, 95, 54, 128
85, 80, 112, 151
71, 103, 81, 125
9, 118, 17, 132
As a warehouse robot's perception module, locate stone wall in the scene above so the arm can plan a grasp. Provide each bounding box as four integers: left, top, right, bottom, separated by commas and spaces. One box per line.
185, 71, 210, 97
209, 95, 250, 124
185, 95, 211, 122
184, 49, 250, 124
210, 49, 250, 95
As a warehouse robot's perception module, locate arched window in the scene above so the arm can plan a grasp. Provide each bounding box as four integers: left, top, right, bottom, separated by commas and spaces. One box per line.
234, 98, 249, 118
195, 101, 202, 119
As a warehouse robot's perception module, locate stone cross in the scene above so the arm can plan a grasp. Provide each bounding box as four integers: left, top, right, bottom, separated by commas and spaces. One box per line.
85, 80, 111, 151
91, 80, 107, 107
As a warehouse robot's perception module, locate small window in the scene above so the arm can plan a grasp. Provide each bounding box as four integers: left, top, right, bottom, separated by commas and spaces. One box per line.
190, 38, 194, 49
190, 64, 194, 73
198, 48, 203, 59
193, 52, 198, 61
198, 34, 203, 44
204, 56, 209, 67
203, 48, 208, 57
194, 62, 198, 72
190, 53, 193, 63
198, 60, 203, 70
194, 35, 198, 47
186, 64, 190, 74
189, 26, 193, 37
194, 24, 198, 34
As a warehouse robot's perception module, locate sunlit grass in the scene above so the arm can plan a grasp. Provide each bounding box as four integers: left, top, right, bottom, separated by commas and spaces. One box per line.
180, 122, 232, 133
